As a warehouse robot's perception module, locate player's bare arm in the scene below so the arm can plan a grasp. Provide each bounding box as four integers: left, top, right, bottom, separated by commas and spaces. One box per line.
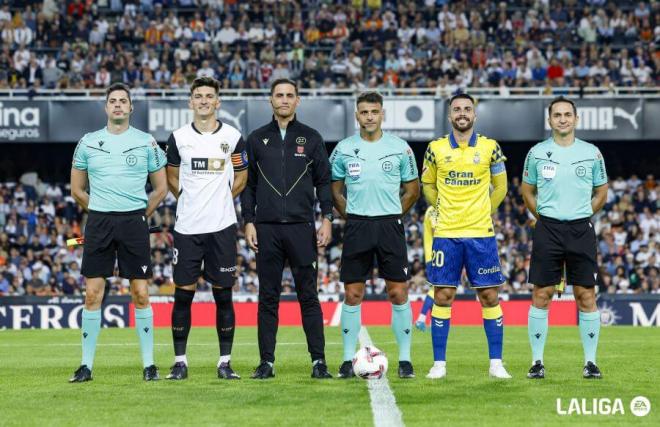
591, 183, 609, 214
146, 167, 168, 217
166, 165, 180, 200
232, 169, 247, 198
331, 180, 347, 218
521, 182, 539, 220
70, 168, 90, 211
400, 179, 420, 214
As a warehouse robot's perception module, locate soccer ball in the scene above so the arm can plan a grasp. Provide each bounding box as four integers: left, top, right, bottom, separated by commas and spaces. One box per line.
352, 346, 388, 379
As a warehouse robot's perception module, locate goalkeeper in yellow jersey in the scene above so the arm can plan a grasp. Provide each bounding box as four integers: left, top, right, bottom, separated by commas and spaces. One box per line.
414, 206, 437, 332
421, 94, 511, 380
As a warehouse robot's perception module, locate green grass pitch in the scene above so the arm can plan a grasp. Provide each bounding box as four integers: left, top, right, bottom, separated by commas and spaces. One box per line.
0, 326, 657, 426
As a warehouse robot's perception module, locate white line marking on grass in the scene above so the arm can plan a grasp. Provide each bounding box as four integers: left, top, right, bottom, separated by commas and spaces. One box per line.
359, 327, 405, 427
330, 303, 343, 326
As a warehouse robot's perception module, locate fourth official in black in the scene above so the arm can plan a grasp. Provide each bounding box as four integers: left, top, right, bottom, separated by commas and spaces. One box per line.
241, 78, 334, 379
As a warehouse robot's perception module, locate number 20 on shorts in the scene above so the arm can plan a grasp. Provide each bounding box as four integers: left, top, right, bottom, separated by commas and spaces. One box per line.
431, 249, 444, 267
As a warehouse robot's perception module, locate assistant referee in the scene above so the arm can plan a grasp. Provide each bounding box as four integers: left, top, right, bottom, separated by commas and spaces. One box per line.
69, 83, 168, 382
521, 97, 609, 380
242, 78, 333, 379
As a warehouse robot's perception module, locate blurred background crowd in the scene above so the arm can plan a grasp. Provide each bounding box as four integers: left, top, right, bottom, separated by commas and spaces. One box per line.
0, 0, 658, 93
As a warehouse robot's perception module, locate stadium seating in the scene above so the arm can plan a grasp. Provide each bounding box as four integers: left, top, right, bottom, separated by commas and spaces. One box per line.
0, 0, 657, 92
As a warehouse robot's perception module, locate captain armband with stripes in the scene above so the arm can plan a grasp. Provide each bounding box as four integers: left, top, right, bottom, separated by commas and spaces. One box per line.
232, 150, 248, 171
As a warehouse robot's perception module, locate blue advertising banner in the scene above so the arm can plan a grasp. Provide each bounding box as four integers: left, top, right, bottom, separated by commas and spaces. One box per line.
597, 295, 660, 326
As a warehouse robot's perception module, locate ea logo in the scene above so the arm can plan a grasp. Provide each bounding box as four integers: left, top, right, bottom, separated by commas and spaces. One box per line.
126, 155, 137, 166
382, 161, 393, 172
575, 166, 586, 177
630, 396, 651, 417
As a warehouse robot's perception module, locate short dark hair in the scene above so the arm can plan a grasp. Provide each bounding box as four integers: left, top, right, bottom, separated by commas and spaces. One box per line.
356, 91, 383, 106
105, 83, 131, 103
270, 78, 298, 96
448, 93, 475, 108
548, 96, 577, 116
190, 76, 220, 95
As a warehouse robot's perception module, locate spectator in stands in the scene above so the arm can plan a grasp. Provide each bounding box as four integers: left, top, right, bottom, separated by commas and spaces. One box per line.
0, 0, 656, 91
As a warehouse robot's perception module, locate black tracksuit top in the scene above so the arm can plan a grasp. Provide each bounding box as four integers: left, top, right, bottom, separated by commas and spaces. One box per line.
241, 115, 332, 223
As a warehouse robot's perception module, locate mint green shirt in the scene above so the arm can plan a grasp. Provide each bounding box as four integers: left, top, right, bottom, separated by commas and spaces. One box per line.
72, 126, 165, 212
522, 137, 607, 220
330, 131, 418, 216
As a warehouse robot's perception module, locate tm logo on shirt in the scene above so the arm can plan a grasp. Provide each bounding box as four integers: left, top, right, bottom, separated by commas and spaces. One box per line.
192, 158, 225, 173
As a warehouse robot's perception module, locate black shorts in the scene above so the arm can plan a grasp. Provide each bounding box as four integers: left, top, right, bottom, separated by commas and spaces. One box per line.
340, 215, 409, 283
173, 224, 237, 287
81, 210, 152, 280
529, 216, 598, 287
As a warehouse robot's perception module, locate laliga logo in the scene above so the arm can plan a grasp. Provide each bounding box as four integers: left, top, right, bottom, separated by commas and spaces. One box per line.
556, 396, 651, 416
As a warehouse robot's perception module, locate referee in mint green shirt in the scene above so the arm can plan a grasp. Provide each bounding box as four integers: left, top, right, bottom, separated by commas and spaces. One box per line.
69, 83, 168, 383
521, 97, 609, 380
330, 92, 420, 379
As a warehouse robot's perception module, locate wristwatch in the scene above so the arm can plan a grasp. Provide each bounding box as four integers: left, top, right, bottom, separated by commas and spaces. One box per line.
323, 213, 334, 222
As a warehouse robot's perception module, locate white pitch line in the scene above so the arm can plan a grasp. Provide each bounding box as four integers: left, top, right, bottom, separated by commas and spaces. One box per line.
329, 303, 343, 326
358, 327, 405, 427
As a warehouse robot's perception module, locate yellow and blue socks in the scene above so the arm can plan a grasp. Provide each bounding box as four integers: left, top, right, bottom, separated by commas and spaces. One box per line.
135, 307, 154, 368
81, 308, 101, 369
431, 305, 451, 362
528, 305, 548, 363
341, 303, 361, 361
483, 305, 504, 360
392, 300, 412, 361
579, 311, 601, 364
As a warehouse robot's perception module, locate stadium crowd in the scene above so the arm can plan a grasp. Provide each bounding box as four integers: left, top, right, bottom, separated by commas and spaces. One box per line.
0, 172, 657, 297
0, 0, 658, 93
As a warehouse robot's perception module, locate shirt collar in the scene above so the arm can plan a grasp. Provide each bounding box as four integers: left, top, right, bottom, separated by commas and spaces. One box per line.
449, 131, 477, 149
191, 120, 222, 135
270, 114, 297, 130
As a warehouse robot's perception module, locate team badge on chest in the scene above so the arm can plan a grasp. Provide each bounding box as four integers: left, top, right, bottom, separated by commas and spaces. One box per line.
473, 151, 481, 164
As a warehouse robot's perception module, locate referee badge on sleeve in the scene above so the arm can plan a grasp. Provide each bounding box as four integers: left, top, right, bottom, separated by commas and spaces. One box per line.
541, 164, 556, 180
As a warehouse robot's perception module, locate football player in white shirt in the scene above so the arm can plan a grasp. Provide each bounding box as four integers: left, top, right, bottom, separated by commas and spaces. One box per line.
165, 77, 248, 380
